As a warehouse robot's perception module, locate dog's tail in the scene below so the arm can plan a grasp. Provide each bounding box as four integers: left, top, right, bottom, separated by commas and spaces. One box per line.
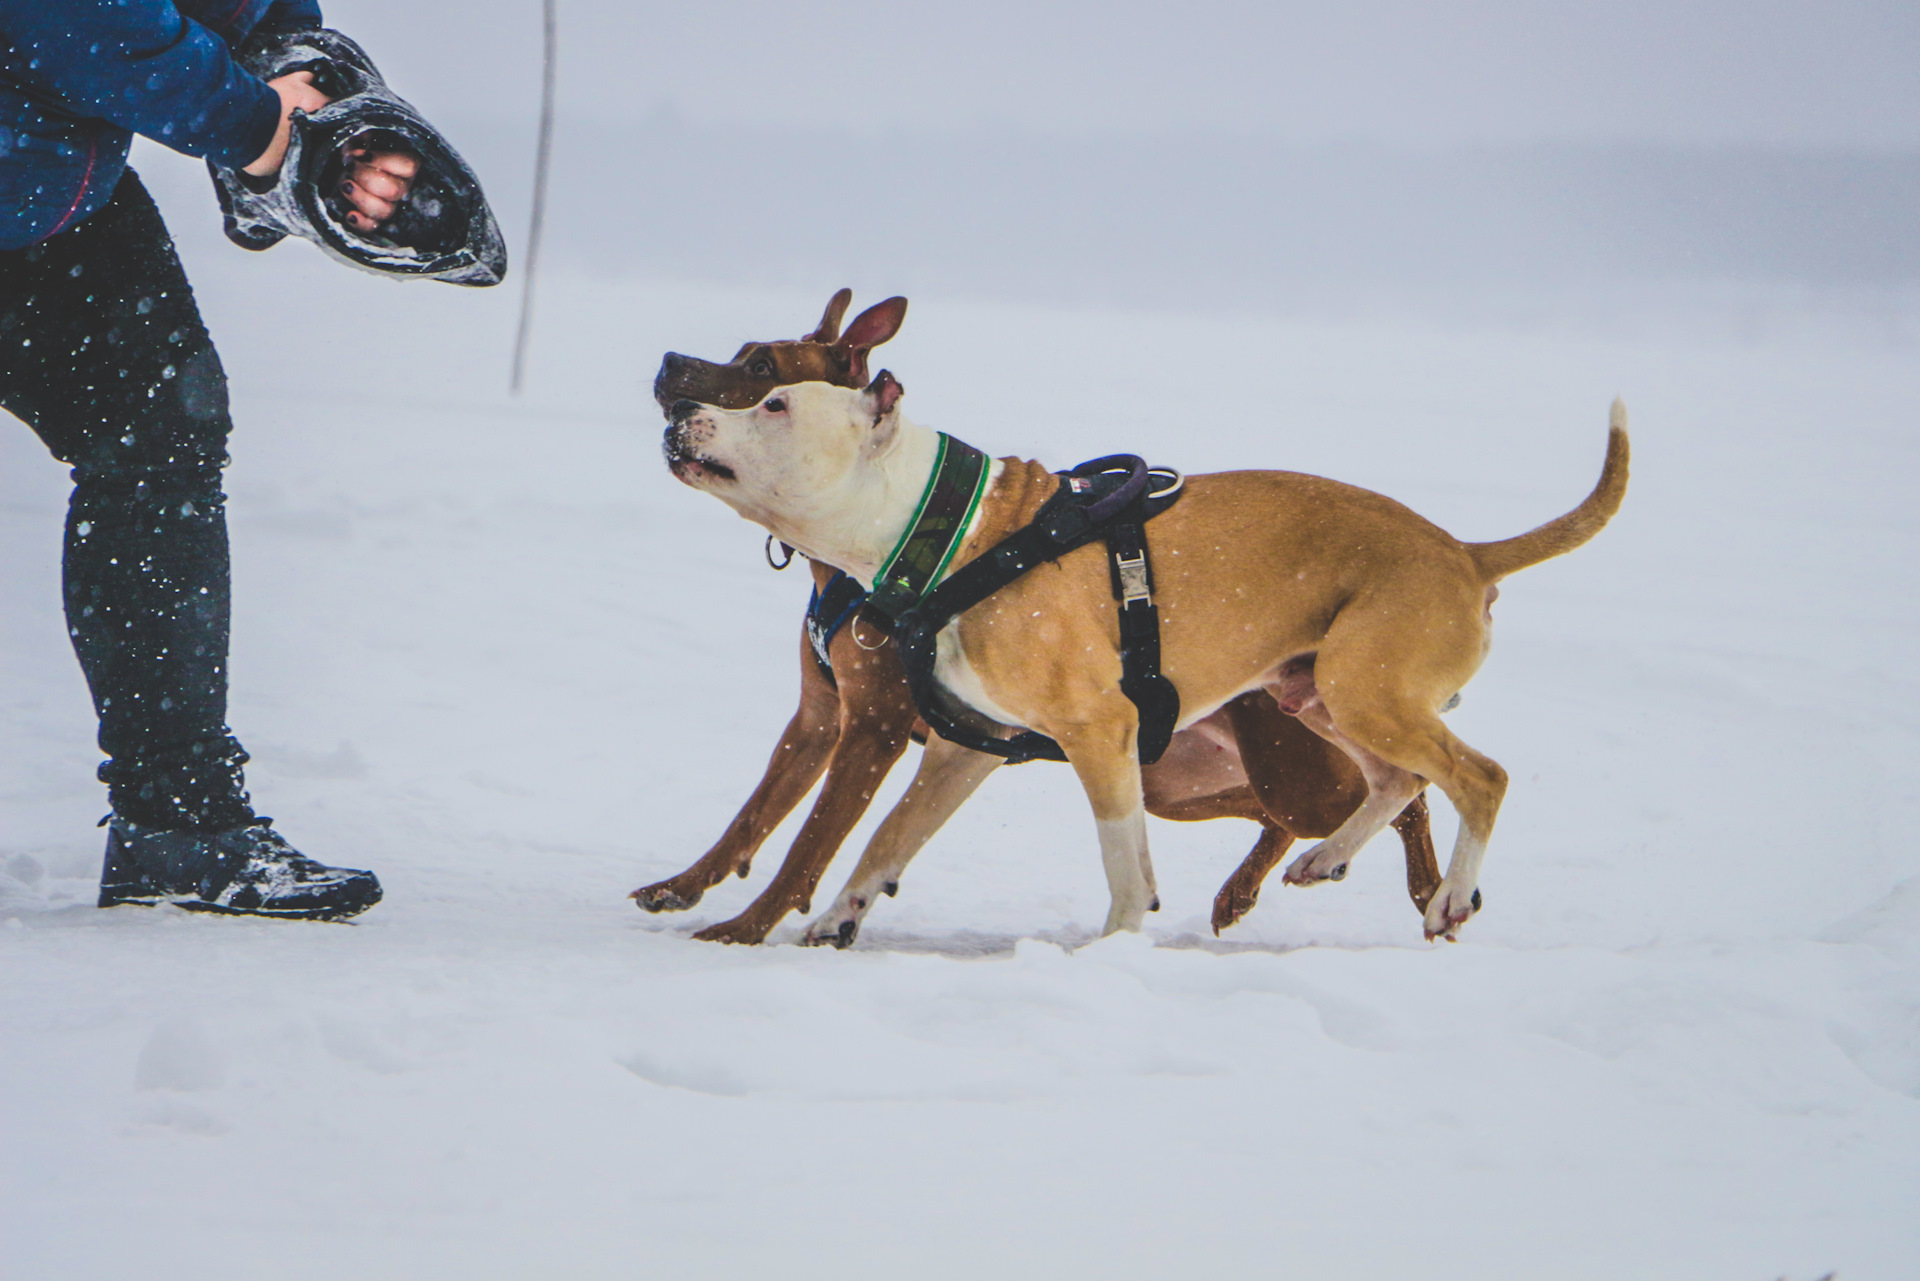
1466, 399, 1630, 582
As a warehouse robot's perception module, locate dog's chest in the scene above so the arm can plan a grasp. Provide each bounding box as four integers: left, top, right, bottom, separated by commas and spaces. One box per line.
932, 622, 1028, 730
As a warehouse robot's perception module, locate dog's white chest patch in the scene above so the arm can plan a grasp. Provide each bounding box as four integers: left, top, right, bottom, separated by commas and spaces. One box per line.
932, 622, 1028, 730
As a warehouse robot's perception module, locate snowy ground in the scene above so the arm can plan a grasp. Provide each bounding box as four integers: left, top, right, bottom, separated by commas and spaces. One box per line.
3, 154, 1918, 1279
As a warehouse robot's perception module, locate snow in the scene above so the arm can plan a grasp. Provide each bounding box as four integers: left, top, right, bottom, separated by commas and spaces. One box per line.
4, 145, 1918, 1279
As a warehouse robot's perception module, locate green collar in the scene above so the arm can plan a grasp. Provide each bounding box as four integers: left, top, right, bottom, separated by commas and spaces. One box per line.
866, 433, 990, 621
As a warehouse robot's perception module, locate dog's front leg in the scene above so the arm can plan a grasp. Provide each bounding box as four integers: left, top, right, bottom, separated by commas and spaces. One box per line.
632, 629, 841, 913
695, 637, 920, 945
803, 732, 1003, 948
1054, 710, 1159, 936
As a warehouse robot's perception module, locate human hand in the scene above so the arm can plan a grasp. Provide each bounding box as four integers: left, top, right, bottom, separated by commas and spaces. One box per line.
338, 146, 419, 233
244, 70, 330, 177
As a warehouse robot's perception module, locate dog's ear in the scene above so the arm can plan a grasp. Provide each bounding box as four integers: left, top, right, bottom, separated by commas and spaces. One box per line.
837, 296, 908, 384
863, 369, 905, 425
805, 288, 854, 345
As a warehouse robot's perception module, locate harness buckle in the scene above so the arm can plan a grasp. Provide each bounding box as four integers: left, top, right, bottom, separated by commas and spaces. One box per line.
1114, 549, 1151, 605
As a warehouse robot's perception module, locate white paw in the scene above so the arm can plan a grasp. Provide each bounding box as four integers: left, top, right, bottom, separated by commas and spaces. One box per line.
801, 893, 871, 949
1101, 900, 1150, 936
1423, 881, 1484, 940
1281, 841, 1350, 886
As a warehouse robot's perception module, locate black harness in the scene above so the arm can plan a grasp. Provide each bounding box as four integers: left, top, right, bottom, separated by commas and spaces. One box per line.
806, 447, 1184, 765
804, 571, 871, 686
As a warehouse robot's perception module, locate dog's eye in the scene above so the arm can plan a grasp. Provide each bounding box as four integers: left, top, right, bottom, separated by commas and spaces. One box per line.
764, 397, 786, 413
750, 360, 773, 377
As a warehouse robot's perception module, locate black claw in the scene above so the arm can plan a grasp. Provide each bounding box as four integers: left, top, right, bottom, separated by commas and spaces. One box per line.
834, 918, 857, 949
1470, 888, 1483, 911
1328, 863, 1347, 881
882, 880, 899, 897
1148, 896, 1161, 912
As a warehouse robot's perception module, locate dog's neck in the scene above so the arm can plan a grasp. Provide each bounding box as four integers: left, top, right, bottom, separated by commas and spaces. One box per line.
777, 416, 946, 589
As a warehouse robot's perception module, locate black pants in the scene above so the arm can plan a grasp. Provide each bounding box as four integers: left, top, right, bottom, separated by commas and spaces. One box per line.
1, 170, 254, 831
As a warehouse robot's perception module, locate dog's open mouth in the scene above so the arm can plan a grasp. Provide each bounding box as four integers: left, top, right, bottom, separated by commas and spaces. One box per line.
662, 430, 736, 483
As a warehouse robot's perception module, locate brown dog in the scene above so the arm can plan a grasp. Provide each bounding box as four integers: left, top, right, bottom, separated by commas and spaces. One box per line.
635, 293, 1438, 943
662, 370, 1627, 940
651, 288, 905, 412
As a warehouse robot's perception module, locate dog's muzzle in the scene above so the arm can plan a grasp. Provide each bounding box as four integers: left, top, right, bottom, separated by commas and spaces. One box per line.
653, 354, 697, 412
653, 351, 780, 413
662, 413, 735, 483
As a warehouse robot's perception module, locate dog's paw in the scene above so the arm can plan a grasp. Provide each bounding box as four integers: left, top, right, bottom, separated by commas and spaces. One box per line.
800, 915, 860, 949
692, 913, 775, 945
1422, 883, 1484, 941
1281, 842, 1348, 887
1211, 873, 1263, 935
1101, 902, 1151, 937
631, 880, 703, 913
801, 895, 868, 949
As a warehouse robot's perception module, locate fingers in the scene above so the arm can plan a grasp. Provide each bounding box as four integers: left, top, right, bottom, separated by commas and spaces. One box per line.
345, 159, 412, 203
339, 179, 395, 226
244, 71, 333, 175
338, 147, 420, 232
347, 148, 419, 182
278, 70, 331, 115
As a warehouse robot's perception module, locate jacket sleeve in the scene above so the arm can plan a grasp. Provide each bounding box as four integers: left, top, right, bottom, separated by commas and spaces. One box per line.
0, 0, 281, 170
256, 0, 324, 36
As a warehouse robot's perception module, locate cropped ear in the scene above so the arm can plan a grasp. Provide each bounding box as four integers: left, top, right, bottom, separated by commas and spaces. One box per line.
863, 369, 905, 425
804, 288, 854, 344
837, 296, 908, 383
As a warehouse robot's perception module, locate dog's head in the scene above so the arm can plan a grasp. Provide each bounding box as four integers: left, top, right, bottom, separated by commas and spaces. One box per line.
663, 373, 907, 536
653, 289, 908, 413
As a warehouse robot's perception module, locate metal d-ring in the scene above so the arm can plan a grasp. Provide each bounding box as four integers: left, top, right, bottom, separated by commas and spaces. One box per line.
765, 535, 795, 570
852, 615, 890, 650
1148, 467, 1184, 500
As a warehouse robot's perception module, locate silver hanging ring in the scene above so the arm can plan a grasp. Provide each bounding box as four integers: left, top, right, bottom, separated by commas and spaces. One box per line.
852, 615, 891, 650
1148, 467, 1184, 500
765, 535, 795, 570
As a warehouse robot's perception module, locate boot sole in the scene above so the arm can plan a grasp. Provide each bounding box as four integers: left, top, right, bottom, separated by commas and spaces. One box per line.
99, 891, 378, 921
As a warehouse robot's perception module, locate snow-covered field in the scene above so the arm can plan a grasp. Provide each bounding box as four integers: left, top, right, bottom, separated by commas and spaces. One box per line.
4, 151, 1918, 1279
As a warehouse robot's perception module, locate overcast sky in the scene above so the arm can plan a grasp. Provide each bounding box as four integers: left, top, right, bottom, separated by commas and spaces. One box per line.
343, 0, 1920, 150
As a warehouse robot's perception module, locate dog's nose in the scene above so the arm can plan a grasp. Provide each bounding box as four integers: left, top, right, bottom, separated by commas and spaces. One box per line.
653, 354, 688, 409
669, 398, 701, 424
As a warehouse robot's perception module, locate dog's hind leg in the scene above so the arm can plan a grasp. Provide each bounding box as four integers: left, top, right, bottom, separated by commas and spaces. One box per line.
1275, 708, 1425, 892
1308, 613, 1505, 940
1212, 822, 1296, 934
632, 628, 841, 913
1219, 688, 1439, 923
803, 732, 1003, 948
1391, 792, 1443, 914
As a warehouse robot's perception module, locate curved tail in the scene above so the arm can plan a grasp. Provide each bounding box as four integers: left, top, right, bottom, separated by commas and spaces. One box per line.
1468, 399, 1630, 582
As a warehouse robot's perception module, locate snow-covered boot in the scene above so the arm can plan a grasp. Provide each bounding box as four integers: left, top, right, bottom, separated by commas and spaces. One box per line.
98, 818, 382, 920
207, 27, 507, 286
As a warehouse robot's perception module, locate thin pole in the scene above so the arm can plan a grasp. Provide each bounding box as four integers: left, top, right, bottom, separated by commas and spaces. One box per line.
510, 0, 556, 395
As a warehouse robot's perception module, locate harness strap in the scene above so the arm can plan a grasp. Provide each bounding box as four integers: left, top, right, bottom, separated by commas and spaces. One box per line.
805, 570, 871, 684
882, 456, 1183, 766
1106, 514, 1180, 764
867, 434, 991, 620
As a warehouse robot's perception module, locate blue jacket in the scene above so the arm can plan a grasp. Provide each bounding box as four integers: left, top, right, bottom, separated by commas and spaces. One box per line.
0, 0, 322, 249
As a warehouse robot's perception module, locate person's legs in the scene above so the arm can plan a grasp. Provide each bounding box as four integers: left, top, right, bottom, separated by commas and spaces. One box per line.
2, 171, 378, 917
1, 169, 251, 829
